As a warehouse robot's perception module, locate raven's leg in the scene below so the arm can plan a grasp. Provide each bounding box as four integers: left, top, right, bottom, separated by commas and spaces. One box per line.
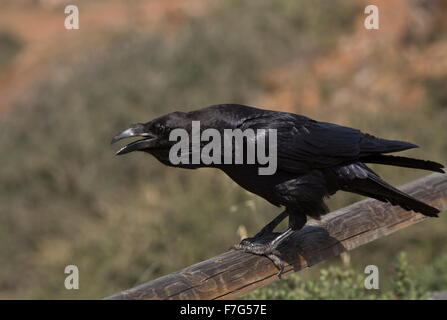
253, 210, 289, 237
233, 213, 306, 276
231, 210, 288, 250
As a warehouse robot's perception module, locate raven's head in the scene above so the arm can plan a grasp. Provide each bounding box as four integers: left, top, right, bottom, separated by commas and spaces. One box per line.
112, 105, 249, 167
111, 112, 189, 164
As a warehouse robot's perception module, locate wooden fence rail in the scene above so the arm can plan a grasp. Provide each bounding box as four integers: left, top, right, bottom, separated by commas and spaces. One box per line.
106, 172, 447, 300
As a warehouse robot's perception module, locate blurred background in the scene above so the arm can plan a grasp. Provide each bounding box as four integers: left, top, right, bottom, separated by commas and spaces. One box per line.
0, 0, 446, 299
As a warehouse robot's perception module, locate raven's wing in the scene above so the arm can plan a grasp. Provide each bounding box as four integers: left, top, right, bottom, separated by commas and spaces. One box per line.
239, 112, 417, 174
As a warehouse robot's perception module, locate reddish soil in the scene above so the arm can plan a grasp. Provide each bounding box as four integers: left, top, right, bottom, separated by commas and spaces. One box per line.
0, 0, 207, 113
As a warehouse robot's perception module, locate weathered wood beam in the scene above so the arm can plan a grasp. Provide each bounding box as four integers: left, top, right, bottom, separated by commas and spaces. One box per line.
106, 173, 447, 300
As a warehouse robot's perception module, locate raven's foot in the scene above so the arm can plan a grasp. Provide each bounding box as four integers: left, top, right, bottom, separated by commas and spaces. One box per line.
232, 232, 286, 277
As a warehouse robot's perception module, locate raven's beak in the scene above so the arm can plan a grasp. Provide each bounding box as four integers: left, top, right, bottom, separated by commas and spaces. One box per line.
111, 123, 157, 155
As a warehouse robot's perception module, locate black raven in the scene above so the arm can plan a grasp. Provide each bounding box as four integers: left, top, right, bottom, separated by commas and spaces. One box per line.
112, 104, 444, 274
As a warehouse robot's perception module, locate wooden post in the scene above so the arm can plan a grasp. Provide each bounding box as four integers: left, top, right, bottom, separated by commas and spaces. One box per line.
106, 173, 447, 300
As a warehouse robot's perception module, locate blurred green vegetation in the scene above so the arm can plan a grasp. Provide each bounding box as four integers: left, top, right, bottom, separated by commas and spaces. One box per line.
242, 252, 447, 300
0, 31, 22, 69
0, 0, 445, 299
423, 76, 447, 109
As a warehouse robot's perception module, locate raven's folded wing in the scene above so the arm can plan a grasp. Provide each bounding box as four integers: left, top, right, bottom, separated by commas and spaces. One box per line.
240, 113, 417, 174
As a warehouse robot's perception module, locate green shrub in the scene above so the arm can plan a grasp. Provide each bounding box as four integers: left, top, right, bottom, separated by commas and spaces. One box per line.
0, 31, 22, 69
242, 252, 429, 300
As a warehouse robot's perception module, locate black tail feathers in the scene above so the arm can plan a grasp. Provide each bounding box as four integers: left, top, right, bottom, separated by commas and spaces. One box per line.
361, 155, 445, 173
366, 173, 440, 217
337, 163, 440, 217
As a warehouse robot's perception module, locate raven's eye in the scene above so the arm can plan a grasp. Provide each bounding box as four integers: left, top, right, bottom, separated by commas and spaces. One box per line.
155, 123, 168, 135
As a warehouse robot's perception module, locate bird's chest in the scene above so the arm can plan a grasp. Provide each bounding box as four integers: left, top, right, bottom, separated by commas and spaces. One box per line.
220, 166, 296, 206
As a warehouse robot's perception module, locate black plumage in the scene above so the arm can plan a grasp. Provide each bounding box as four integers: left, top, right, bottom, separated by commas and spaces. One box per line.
112, 104, 444, 274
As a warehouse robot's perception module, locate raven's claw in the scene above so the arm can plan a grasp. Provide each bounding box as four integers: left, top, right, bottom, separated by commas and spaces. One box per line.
232, 233, 286, 277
